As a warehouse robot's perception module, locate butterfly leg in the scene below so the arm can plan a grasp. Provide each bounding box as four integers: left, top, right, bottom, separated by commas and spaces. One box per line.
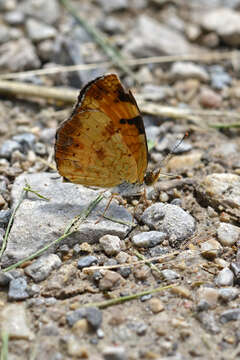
95, 193, 122, 224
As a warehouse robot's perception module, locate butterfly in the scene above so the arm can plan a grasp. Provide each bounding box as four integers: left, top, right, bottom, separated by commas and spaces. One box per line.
55, 74, 160, 188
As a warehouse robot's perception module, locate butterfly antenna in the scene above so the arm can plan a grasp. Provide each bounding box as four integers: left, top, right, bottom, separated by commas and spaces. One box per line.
163, 131, 189, 168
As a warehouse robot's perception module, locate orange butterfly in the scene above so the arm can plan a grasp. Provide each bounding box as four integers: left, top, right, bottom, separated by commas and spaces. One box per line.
55, 74, 160, 188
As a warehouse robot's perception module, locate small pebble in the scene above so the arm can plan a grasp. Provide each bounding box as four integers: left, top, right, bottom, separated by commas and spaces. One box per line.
67, 307, 102, 330
230, 262, 240, 284
161, 269, 180, 281
149, 298, 164, 313
220, 308, 240, 324
103, 346, 127, 360
197, 286, 219, 308
199, 88, 222, 108
217, 222, 240, 246
219, 287, 239, 302
0, 209, 12, 228
132, 231, 166, 248
34, 142, 47, 156
8, 277, 29, 300
99, 234, 122, 256
77, 255, 98, 270
196, 311, 220, 334
140, 294, 152, 302
99, 270, 123, 291
119, 266, 131, 278
200, 239, 222, 260
25, 254, 62, 282
0, 140, 21, 159
12, 133, 36, 150
215, 268, 234, 287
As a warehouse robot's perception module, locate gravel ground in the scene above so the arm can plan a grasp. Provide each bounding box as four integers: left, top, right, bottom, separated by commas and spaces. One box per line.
0, 1, 240, 359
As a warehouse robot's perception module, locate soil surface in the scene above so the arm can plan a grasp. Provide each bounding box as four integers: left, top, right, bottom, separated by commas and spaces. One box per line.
0, 1, 240, 360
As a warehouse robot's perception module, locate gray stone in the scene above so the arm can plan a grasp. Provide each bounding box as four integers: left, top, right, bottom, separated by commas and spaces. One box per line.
141, 203, 195, 246
0, 0, 16, 11
0, 272, 13, 286
4, 11, 25, 25
142, 84, 174, 101
0, 304, 34, 340
26, 18, 56, 42
215, 268, 234, 287
67, 307, 102, 330
220, 308, 240, 323
2, 173, 133, 267
34, 142, 47, 156
96, 0, 128, 12
0, 38, 40, 71
0, 140, 21, 159
99, 234, 122, 255
199, 173, 240, 218
0, 25, 11, 44
8, 277, 29, 300
77, 256, 98, 270
170, 62, 209, 82
103, 346, 127, 360
196, 311, 220, 334
25, 254, 62, 282
201, 8, 240, 46
132, 231, 166, 248
217, 222, 240, 246
119, 266, 131, 278
230, 262, 240, 284
20, 0, 60, 25
161, 269, 180, 281
0, 209, 11, 227
219, 287, 239, 302
210, 65, 232, 90
124, 15, 194, 57
12, 133, 36, 150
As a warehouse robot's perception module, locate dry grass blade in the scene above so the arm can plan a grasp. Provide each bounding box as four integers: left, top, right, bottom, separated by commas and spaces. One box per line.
0, 51, 237, 80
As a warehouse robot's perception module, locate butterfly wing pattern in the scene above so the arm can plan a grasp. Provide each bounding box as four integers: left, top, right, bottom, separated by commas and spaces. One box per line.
55, 74, 148, 188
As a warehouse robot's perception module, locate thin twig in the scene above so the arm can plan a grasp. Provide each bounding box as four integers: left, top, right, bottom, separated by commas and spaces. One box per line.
83, 251, 179, 273
134, 250, 162, 275
0, 51, 237, 80
1, 80, 240, 126
0, 188, 25, 259
83, 283, 178, 309
2, 194, 103, 272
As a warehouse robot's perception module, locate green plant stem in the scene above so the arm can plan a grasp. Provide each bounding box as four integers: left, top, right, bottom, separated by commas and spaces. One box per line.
84, 283, 177, 309
1, 331, 8, 360
134, 250, 162, 274
2, 194, 103, 272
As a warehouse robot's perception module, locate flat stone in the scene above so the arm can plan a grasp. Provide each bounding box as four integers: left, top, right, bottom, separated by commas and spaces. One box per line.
132, 231, 166, 248
26, 18, 56, 42
198, 173, 240, 219
0, 303, 34, 339
2, 173, 133, 267
0, 38, 40, 71
217, 222, 240, 246
20, 0, 60, 25
8, 277, 29, 300
25, 254, 62, 282
141, 203, 195, 246
201, 8, 240, 46
124, 15, 194, 57
220, 308, 240, 323
103, 346, 127, 360
219, 287, 239, 302
77, 255, 98, 270
170, 62, 209, 82
0, 139, 21, 159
